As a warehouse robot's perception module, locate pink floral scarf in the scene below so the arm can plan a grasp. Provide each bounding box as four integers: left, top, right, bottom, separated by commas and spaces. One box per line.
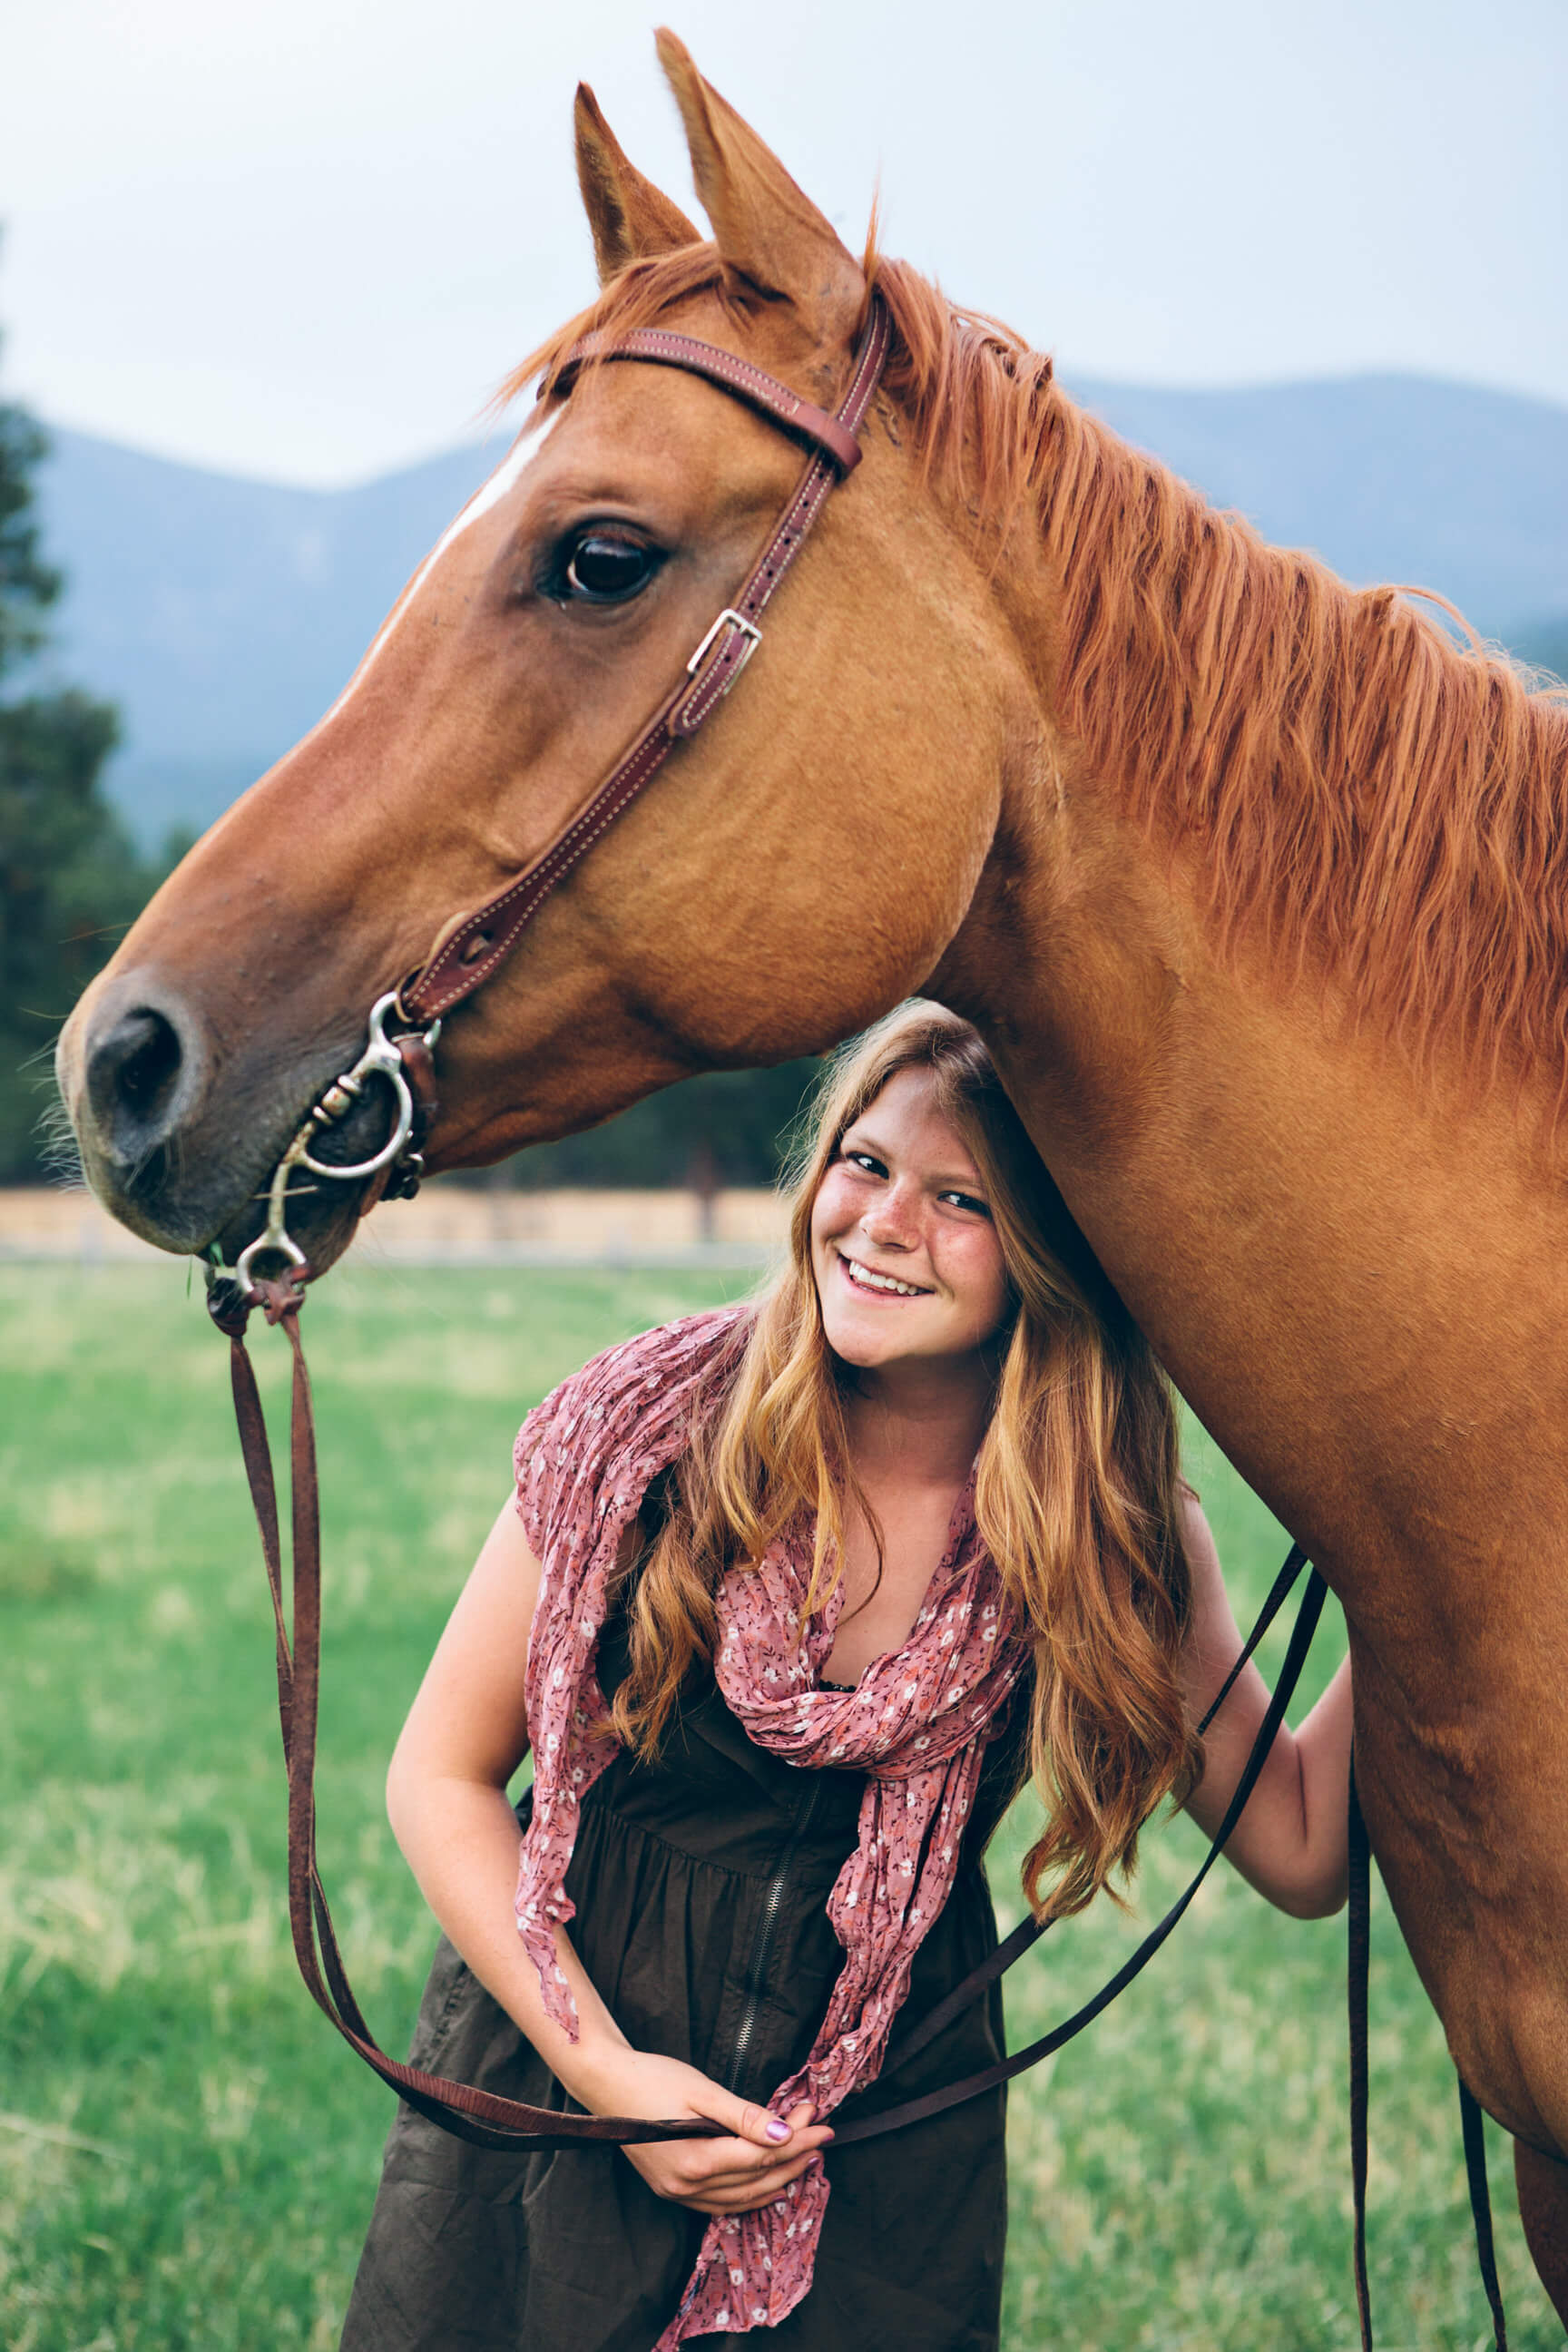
513, 1309, 1024, 2343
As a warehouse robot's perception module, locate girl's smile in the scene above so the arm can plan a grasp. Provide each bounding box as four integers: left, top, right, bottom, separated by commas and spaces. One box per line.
835, 1252, 934, 1300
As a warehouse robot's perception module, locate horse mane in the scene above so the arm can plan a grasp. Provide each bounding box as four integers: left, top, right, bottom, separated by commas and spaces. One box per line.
508, 246, 1568, 1112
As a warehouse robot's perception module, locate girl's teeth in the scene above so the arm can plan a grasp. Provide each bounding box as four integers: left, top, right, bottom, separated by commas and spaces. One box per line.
848, 1258, 925, 1297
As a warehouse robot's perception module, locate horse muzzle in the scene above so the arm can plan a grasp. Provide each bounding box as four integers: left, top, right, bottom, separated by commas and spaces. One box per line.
58, 966, 396, 1268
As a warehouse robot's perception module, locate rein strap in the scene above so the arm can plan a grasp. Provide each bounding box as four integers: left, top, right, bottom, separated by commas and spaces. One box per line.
216, 1274, 721, 2153
209, 297, 900, 2152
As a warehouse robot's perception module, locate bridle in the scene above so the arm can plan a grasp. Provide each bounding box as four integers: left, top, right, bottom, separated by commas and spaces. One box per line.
193, 291, 1510, 2350
201, 289, 910, 2150
217, 293, 894, 1308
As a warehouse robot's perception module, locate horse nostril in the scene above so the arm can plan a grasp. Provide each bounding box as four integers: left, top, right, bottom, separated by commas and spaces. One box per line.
120, 1014, 181, 1109
86, 1006, 188, 1158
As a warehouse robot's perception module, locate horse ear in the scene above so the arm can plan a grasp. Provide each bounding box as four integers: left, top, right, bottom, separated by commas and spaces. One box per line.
574, 83, 701, 286
654, 29, 863, 337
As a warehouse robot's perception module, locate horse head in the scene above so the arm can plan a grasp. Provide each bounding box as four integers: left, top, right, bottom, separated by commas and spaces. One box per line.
59, 34, 1029, 1275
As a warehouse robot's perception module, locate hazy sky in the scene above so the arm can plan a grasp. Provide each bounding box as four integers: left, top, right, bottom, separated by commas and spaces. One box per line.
3, 0, 1564, 486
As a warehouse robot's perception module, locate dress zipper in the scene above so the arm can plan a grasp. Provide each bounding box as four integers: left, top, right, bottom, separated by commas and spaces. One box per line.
724, 1779, 823, 2092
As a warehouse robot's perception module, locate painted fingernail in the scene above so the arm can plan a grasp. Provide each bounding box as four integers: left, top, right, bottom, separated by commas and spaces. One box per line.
765, 2118, 790, 2143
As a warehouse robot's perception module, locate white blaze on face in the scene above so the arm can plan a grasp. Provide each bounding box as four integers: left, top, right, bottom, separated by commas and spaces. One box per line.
316, 410, 561, 730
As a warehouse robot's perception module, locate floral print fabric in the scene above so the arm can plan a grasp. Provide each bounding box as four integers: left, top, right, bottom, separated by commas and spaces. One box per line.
513, 1310, 1024, 2342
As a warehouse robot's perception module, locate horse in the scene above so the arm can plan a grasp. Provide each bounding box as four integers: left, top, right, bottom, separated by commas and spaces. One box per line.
55, 27, 1568, 2326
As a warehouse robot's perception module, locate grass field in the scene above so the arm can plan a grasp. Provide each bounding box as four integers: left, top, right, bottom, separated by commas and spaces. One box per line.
0, 1260, 1554, 2350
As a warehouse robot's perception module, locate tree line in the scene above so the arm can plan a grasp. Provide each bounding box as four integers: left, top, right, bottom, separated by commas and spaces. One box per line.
0, 380, 156, 1182
0, 326, 818, 1191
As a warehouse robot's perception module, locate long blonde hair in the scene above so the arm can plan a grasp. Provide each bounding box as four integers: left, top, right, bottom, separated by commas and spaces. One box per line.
612, 1003, 1200, 1920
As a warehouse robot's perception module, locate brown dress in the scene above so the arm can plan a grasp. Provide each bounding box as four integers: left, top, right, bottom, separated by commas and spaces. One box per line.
341, 1576, 1026, 2352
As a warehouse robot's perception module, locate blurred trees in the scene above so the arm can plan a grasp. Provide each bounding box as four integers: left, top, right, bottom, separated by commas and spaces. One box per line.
0, 357, 152, 1181
512, 1057, 824, 1193
0, 403, 60, 671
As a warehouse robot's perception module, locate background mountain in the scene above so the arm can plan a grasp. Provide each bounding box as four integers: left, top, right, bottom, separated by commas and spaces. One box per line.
26, 368, 1568, 850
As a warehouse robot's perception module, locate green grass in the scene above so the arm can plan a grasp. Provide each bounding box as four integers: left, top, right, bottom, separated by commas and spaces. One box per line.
0, 1262, 1554, 2349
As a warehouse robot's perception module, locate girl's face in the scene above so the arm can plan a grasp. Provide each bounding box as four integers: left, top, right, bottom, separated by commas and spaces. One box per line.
809, 1066, 1013, 1376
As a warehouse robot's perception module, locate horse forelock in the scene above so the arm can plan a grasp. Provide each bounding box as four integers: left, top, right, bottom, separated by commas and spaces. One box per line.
500, 242, 1568, 1123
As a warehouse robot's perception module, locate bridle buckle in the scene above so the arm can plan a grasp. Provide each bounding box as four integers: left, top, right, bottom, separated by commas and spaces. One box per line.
686, 606, 762, 692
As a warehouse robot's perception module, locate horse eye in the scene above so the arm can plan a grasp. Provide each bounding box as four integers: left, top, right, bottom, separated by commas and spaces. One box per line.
562, 533, 660, 603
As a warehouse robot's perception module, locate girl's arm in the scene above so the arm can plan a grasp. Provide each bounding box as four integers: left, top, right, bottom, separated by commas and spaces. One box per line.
385, 1495, 832, 2214
1176, 1494, 1353, 1919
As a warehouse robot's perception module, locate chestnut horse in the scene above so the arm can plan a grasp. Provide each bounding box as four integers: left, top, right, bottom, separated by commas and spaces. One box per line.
56, 29, 1568, 2323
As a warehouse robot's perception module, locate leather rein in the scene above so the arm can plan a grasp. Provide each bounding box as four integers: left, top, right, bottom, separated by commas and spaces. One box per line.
205, 290, 902, 2152
198, 293, 1508, 2347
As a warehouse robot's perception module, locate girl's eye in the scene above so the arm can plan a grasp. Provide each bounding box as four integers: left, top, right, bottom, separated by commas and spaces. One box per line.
559, 532, 662, 603
843, 1150, 885, 1177
938, 1190, 990, 1217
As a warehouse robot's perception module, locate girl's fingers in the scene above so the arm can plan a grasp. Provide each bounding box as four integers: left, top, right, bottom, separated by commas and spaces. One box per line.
686, 2082, 830, 2153
692, 2123, 831, 2193
625, 2073, 833, 2211
680, 2104, 830, 2182
677, 2136, 770, 2187
701, 2126, 832, 2173
726, 2096, 802, 2149
691, 2150, 824, 2214
691, 2122, 832, 2186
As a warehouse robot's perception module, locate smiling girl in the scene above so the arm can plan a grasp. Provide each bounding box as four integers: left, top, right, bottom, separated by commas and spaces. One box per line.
342, 1003, 1352, 2352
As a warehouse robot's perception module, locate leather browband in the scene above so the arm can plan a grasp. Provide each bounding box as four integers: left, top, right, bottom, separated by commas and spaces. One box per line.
550, 328, 867, 475
399, 295, 891, 1026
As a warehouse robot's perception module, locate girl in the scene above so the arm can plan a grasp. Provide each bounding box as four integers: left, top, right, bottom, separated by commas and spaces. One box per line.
342, 1004, 1352, 2352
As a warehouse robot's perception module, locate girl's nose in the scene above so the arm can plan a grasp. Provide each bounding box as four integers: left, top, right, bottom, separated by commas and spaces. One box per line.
861, 1179, 920, 1248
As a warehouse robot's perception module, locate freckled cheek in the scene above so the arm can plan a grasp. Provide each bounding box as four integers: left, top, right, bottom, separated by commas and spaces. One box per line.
808, 1189, 854, 1292
810, 1172, 862, 1249
930, 1231, 1010, 1331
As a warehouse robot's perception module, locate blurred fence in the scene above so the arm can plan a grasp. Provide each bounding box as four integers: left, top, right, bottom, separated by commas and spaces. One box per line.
0, 1184, 789, 1271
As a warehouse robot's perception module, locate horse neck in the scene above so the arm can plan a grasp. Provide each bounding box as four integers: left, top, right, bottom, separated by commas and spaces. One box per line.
929, 391, 1568, 1651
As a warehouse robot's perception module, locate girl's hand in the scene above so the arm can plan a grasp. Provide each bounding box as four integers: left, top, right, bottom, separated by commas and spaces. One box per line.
585, 2048, 833, 2215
